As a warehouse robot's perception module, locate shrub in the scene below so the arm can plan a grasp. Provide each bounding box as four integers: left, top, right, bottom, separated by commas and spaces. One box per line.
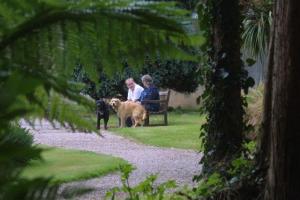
73, 59, 200, 100
141, 58, 200, 93
105, 164, 177, 200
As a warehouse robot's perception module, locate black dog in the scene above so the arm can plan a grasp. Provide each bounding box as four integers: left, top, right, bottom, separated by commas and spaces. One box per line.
96, 99, 109, 130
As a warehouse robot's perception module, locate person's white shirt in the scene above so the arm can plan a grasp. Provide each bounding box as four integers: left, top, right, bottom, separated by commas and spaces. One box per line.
127, 84, 144, 101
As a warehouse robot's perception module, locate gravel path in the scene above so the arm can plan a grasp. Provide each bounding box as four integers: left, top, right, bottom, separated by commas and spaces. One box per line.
22, 121, 202, 200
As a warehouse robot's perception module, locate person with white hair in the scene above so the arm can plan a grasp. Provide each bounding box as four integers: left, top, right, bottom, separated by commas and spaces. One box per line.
124, 77, 144, 127
139, 74, 160, 112
125, 77, 144, 102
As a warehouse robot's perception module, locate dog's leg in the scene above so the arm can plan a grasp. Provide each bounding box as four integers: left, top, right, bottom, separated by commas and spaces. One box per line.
120, 117, 126, 128
96, 113, 100, 129
133, 120, 138, 128
104, 118, 108, 130
133, 117, 140, 128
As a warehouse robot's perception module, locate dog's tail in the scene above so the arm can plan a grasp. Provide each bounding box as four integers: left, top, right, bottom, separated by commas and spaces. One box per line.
142, 110, 147, 121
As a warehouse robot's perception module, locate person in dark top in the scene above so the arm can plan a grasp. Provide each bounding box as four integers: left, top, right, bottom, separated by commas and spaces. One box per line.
139, 74, 160, 112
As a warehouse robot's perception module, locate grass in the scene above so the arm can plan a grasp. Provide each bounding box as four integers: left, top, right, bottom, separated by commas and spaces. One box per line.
110, 111, 205, 151
22, 146, 127, 184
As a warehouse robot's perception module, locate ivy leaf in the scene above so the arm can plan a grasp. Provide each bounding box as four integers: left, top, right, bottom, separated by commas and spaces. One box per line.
245, 77, 255, 88
216, 68, 229, 79
243, 77, 255, 94
245, 58, 256, 67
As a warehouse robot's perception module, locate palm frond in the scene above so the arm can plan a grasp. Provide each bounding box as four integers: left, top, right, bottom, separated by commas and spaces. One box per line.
242, 0, 272, 60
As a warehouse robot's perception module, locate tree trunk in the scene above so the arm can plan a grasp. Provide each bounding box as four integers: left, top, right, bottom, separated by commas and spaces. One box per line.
203, 0, 244, 169
264, 0, 300, 199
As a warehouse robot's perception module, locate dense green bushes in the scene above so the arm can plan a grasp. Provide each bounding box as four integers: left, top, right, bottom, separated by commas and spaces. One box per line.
73, 58, 201, 100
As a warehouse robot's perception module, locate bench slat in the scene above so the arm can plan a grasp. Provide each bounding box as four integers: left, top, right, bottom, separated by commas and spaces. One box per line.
144, 90, 170, 126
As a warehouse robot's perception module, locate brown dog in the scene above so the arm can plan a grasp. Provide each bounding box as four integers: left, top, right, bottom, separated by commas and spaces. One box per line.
110, 98, 147, 127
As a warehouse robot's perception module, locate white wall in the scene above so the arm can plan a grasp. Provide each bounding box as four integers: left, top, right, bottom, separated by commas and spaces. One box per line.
168, 86, 204, 109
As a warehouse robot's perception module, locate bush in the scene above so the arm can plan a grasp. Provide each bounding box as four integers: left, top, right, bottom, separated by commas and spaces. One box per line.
141, 58, 200, 93
105, 164, 177, 200
73, 58, 200, 100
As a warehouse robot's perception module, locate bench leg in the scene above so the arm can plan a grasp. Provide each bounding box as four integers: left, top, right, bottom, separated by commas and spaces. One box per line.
164, 113, 168, 126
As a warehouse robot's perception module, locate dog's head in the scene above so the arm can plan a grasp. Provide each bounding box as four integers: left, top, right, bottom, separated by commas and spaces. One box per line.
109, 98, 121, 110
96, 99, 107, 115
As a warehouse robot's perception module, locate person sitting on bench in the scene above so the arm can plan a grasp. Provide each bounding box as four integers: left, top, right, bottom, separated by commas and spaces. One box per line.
139, 74, 159, 112
125, 77, 144, 127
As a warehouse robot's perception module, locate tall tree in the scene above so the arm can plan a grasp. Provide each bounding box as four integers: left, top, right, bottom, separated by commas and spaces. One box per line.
263, 0, 300, 199
200, 0, 246, 171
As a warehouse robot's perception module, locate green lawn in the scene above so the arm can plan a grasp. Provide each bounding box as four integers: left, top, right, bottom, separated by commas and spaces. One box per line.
22, 146, 127, 184
111, 111, 205, 151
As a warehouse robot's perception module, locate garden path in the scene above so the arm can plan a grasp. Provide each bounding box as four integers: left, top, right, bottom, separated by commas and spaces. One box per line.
22, 121, 202, 200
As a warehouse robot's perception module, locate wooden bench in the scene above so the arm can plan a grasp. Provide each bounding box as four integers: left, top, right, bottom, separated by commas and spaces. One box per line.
143, 90, 170, 126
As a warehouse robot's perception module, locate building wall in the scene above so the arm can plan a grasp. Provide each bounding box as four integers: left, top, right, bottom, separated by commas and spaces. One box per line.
168, 86, 204, 109
243, 52, 266, 85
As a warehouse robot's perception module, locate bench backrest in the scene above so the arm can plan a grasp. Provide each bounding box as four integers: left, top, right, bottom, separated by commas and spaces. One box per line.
159, 90, 170, 111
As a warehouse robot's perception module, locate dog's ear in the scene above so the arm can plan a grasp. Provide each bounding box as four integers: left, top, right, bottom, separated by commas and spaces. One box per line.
109, 99, 114, 106
109, 98, 116, 106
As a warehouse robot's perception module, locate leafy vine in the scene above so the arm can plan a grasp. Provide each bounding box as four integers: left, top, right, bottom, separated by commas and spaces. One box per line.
196, 0, 255, 178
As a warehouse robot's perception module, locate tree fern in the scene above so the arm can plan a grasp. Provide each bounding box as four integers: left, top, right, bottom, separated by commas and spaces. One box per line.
0, 126, 59, 200
0, 0, 194, 198
0, 0, 194, 126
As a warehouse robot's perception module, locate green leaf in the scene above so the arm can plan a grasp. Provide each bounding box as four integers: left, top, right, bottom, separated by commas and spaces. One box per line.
245, 58, 256, 67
